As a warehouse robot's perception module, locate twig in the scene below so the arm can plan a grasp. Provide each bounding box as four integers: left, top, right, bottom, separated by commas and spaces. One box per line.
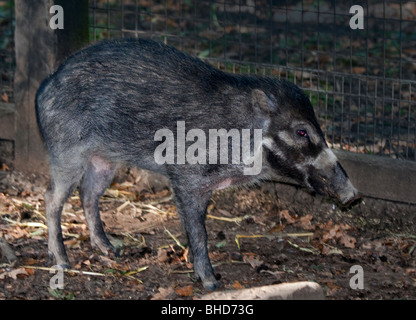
3, 217, 47, 229
286, 240, 320, 255
387, 232, 416, 240
235, 234, 265, 249
121, 232, 146, 246
32, 210, 47, 222
116, 200, 131, 212
164, 227, 186, 251
169, 260, 246, 274
20, 265, 106, 277
235, 232, 314, 249
119, 266, 149, 283
139, 203, 171, 216
147, 196, 173, 205
3, 217, 80, 239
207, 214, 252, 224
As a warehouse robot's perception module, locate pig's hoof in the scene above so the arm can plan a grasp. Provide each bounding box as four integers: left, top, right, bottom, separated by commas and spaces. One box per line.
201, 273, 221, 291
194, 261, 221, 290
48, 252, 70, 269
91, 236, 118, 258
202, 278, 220, 291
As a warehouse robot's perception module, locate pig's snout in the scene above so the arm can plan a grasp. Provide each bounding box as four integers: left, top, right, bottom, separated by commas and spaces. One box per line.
304, 148, 361, 207
337, 178, 361, 206
326, 162, 361, 207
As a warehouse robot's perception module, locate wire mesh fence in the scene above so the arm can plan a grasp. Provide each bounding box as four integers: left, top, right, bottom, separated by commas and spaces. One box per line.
88, 0, 416, 161
0, 1, 15, 104
0, 1, 415, 161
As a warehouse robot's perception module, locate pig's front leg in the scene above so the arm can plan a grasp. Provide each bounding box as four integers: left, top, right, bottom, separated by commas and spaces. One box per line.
171, 183, 219, 290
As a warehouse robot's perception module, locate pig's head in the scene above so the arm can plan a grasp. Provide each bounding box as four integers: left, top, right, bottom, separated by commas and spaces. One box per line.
253, 79, 361, 206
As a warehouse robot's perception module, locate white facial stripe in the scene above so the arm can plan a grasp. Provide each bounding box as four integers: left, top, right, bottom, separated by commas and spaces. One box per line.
293, 148, 337, 189
262, 137, 287, 160
309, 148, 338, 170
262, 137, 274, 150
277, 131, 294, 146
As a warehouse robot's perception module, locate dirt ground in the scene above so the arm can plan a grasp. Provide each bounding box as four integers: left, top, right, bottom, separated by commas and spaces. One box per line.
0, 168, 415, 300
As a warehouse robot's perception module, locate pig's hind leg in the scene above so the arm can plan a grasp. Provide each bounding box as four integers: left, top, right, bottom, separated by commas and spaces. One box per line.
79, 155, 117, 257
45, 163, 86, 268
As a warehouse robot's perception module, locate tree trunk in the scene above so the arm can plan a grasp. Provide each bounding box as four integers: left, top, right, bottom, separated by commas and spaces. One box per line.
13, 0, 89, 173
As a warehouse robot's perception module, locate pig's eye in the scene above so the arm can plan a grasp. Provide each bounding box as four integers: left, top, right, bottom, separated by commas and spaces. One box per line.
296, 129, 308, 138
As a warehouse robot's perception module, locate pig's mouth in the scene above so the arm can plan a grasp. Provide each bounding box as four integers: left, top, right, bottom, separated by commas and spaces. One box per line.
326, 180, 362, 207
308, 174, 362, 208
339, 192, 362, 207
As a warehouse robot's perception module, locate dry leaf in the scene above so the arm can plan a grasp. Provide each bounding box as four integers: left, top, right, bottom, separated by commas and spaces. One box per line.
207, 203, 215, 213
97, 255, 118, 268
10, 226, 28, 239
232, 280, 244, 290
151, 287, 175, 300
118, 181, 135, 189
65, 238, 82, 250
279, 210, 296, 224
24, 258, 40, 266
243, 253, 263, 269
82, 259, 91, 266
298, 214, 314, 230
267, 224, 285, 234
1, 92, 8, 103
339, 233, 356, 249
157, 248, 170, 263
24, 268, 35, 276
321, 222, 356, 249
8, 268, 29, 280
175, 285, 193, 297
352, 67, 366, 74
405, 268, 416, 276
325, 281, 340, 290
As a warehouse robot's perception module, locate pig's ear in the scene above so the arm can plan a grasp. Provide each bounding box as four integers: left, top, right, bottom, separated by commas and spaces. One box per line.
251, 89, 277, 115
